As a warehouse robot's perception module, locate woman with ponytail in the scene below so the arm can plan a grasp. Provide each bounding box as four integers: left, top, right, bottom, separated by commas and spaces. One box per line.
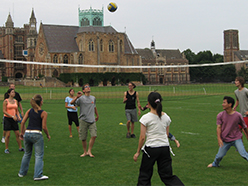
133, 92, 184, 186
18, 95, 51, 181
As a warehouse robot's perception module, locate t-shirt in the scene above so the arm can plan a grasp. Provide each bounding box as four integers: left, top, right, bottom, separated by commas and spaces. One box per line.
65, 96, 77, 112
139, 112, 170, 148
234, 87, 248, 117
217, 111, 246, 142
75, 95, 96, 123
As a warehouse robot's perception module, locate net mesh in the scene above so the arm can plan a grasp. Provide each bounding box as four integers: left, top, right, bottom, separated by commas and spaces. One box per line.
0, 59, 247, 104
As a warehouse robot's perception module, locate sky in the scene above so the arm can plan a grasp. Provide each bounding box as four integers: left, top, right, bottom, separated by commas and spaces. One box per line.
1, 0, 248, 55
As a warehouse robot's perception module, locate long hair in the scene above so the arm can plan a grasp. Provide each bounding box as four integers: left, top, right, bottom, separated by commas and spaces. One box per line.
5, 88, 14, 99
30, 94, 42, 113
148, 92, 163, 118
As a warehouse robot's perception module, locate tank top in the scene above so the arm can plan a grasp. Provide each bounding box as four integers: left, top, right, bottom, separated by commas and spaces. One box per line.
26, 108, 44, 131
125, 91, 136, 109
4, 99, 17, 118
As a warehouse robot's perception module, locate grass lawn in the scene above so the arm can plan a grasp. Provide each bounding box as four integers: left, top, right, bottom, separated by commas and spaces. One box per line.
0, 84, 248, 185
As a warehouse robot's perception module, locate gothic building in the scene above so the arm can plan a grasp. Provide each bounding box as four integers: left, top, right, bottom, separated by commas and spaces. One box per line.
31, 6, 140, 78
0, 9, 37, 79
136, 40, 190, 84
223, 29, 248, 72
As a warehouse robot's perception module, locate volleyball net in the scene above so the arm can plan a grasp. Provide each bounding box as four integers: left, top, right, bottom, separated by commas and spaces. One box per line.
0, 59, 247, 104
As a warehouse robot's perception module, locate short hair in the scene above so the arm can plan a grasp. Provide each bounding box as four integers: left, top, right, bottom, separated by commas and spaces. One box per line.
82, 83, 89, 91
235, 76, 245, 87
69, 88, 74, 93
223, 96, 235, 108
129, 82, 136, 88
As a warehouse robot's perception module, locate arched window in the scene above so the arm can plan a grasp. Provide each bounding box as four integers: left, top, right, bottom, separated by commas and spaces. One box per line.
100, 39, 103, 52
53, 54, 58, 63
70, 54, 74, 64
93, 17, 102, 26
81, 18, 89, 26
78, 54, 83, 64
79, 40, 83, 51
89, 39, 94, 51
109, 40, 114, 52
120, 40, 123, 53
63, 54, 68, 64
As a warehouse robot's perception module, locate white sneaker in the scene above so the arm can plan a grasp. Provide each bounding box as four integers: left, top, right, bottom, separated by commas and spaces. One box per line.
18, 173, 24, 177
1, 137, 5, 143
34, 175, 49, 181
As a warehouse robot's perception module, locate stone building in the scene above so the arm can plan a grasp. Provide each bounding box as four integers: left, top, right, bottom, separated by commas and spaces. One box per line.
0, 9, 38, 78
223, 29, 248, 72
31, 6, 140, 79
136, 40, 190, 84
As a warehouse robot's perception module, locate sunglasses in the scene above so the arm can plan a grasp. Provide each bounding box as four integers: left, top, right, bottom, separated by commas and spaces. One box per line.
84, 85, 90, 88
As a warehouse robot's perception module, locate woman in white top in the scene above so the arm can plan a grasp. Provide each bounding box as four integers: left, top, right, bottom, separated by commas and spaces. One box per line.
133, 92, 184, 186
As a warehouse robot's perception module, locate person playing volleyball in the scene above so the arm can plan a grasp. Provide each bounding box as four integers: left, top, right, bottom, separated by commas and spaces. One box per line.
123, 82, 141, 138
71, 84, 99, 158
65, 89, 79, 138
233, 76, 248, 139
133, 92, 184, 185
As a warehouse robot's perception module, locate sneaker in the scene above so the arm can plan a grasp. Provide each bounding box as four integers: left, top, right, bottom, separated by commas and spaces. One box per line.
18, 173, 24, 177
34, 175, 49, 181
131, 134, 136, 138
19, 148, 24, 152
1, 137, 5, 143
126, 132, 131, 138
4, 149, 9, 154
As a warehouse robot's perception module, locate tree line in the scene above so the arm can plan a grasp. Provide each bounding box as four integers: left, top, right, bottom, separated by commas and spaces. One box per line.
183, 49, 237, 83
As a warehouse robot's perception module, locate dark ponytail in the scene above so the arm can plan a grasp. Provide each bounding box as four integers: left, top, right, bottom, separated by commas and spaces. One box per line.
148, 92, 163, 118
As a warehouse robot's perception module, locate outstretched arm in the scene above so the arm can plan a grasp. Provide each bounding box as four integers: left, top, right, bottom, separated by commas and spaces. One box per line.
133, 124, 146, 162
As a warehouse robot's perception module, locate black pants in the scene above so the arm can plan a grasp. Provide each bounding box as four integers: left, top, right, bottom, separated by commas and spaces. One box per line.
137, 146, 184, 186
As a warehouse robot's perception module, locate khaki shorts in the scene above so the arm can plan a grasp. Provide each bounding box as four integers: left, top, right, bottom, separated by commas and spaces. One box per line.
79, 119, 97, 141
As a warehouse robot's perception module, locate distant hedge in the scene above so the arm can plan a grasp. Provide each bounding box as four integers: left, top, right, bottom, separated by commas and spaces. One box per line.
58, 72, 147, 86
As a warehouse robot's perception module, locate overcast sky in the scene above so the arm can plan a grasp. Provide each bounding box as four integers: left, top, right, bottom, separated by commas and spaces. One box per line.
1, 0, 248, 55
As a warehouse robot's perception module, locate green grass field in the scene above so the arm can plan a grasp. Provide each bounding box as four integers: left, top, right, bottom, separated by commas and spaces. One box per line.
1, 84, 248, 185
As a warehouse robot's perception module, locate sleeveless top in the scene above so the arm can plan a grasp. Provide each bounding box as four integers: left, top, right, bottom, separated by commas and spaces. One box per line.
27, 108, 44, 131
4, 99, 17, 118
125, 91, 136, 109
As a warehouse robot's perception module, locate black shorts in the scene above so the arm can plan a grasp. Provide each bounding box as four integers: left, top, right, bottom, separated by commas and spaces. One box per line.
67, 111, 79, 126
4, 117, 19, 131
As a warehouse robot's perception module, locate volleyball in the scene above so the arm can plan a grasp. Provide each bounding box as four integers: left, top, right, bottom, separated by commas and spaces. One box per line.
107, 2, 118, 12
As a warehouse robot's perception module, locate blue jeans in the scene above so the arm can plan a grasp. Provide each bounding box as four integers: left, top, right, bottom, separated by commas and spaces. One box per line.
212, 138, 248, 167
19, 133, 44, 178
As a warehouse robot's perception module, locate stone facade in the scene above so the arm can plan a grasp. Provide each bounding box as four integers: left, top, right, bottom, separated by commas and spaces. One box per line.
137, 40, 190, 84
32, 24, 140, 78
0, 9, 38, 79
223, 29, 248, 72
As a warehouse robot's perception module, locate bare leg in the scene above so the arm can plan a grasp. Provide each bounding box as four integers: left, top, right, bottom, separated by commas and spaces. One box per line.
69, 125, 72, 137
131, 122, 135, 134
87, 136, 97, 157
126, 120, 131, 133
80, 140, 88, 157
5, 131, 10, 150
14, 130, 22, 149
76, 126, 79, 132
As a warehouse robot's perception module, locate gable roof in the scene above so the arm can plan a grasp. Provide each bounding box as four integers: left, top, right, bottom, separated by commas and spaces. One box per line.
136, 48, 155, 59
42, 24, 79, 53
155, 49, 182, 59
77, 26, 117, 34
42, 24, 138, 55
234, 50, 248, 60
